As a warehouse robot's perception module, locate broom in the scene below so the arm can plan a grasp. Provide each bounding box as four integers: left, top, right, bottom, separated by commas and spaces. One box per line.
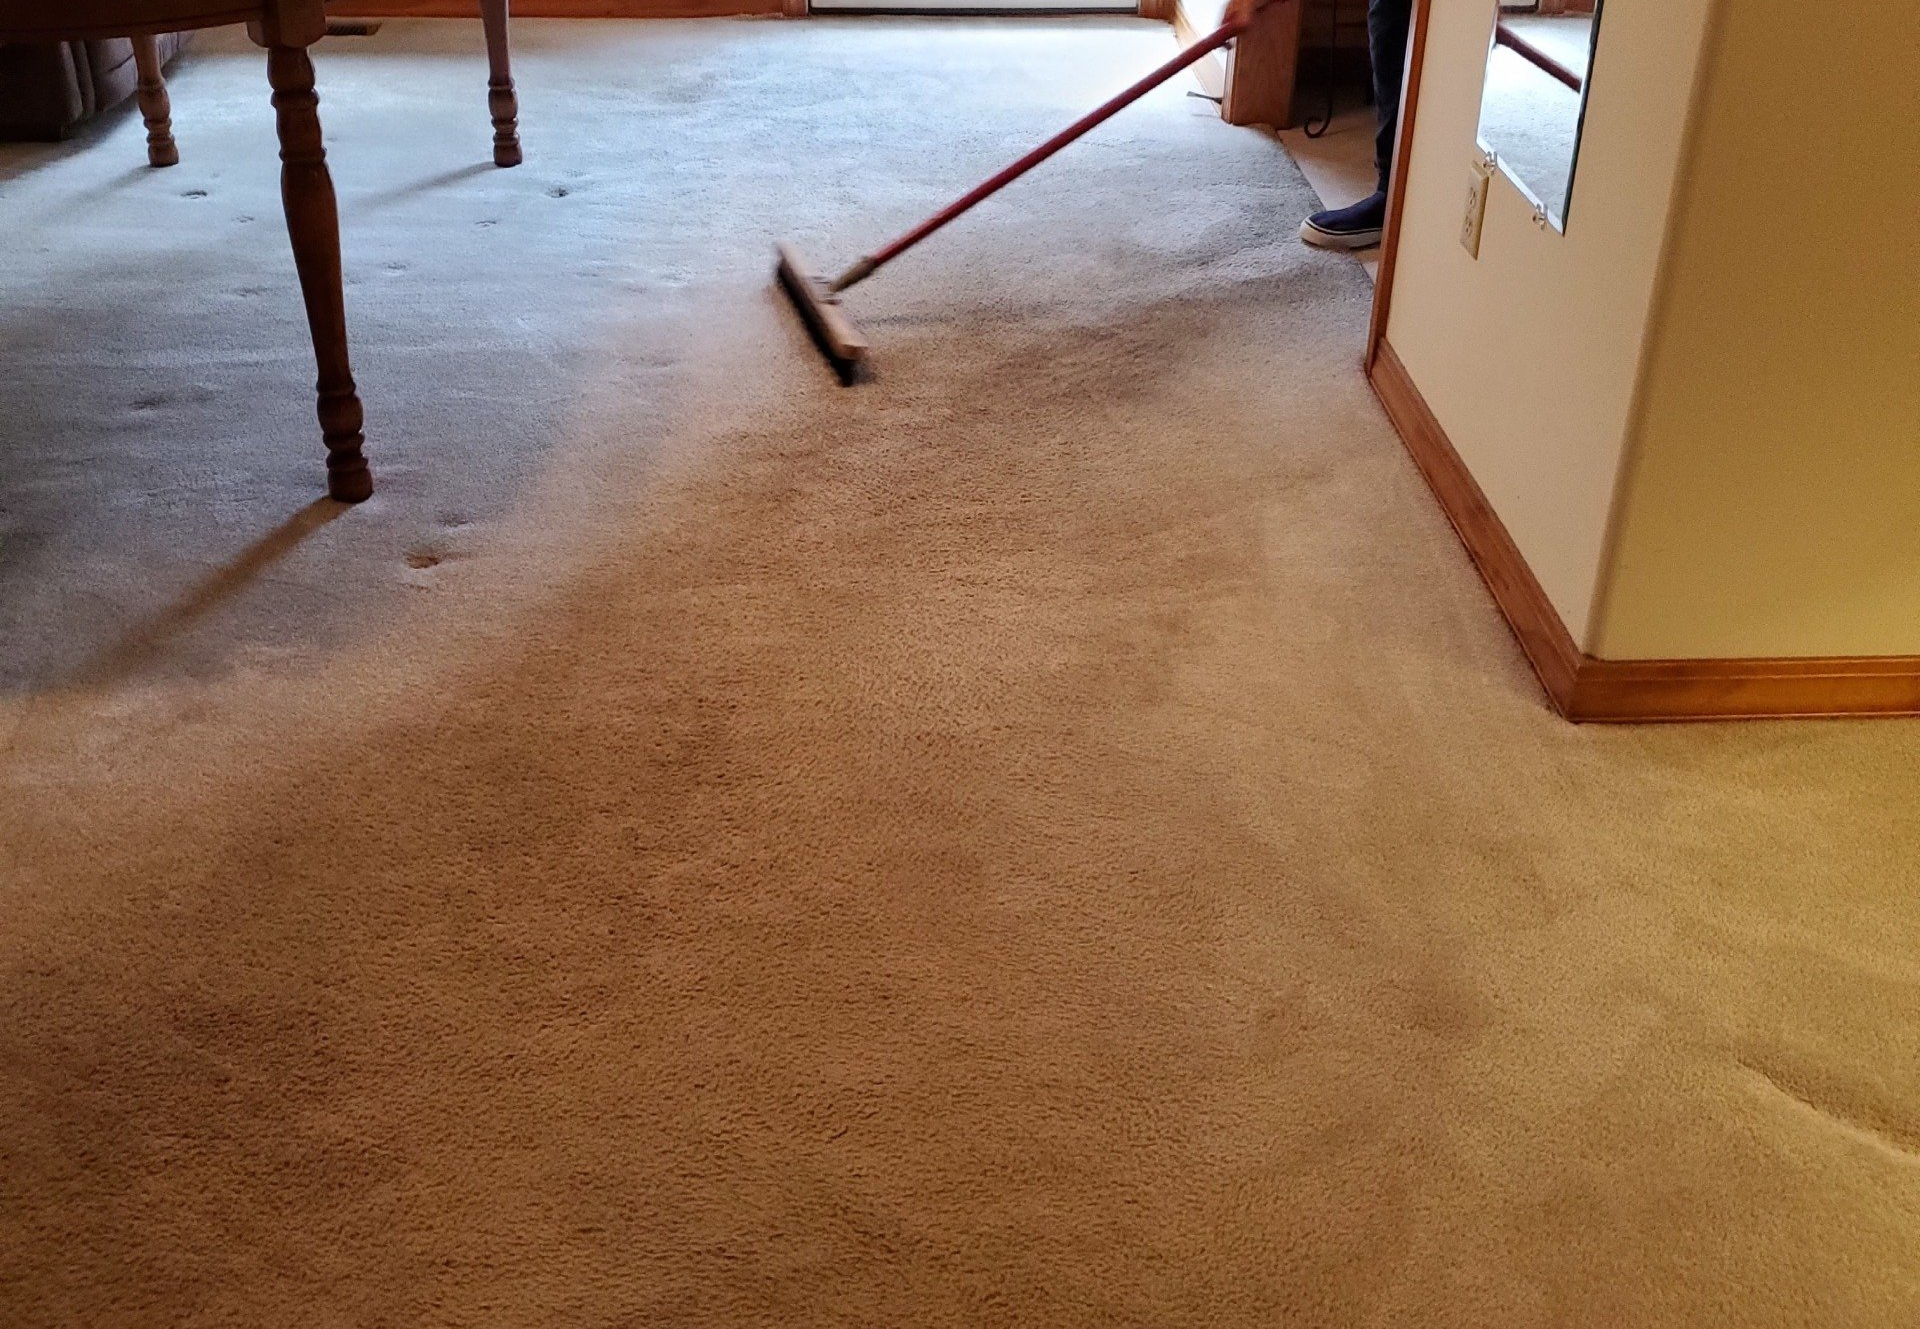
776, 14, 1254, 380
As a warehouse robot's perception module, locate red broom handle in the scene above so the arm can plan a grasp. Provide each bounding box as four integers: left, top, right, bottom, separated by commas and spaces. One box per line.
1493, 21, 1584, 93
832, 19, 1250, 292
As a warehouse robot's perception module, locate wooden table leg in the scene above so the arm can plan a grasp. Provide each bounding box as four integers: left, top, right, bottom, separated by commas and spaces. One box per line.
480, 0, 521, 167
132, 35, 181, 167
267, 44, 371, 502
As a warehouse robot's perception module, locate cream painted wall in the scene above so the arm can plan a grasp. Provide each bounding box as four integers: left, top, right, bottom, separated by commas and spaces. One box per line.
1589, 1, 1920, 660
1383, 0, 1713, 645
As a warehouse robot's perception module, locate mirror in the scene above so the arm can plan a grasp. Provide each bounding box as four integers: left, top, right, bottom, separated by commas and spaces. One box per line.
1475, 1, 1604, 230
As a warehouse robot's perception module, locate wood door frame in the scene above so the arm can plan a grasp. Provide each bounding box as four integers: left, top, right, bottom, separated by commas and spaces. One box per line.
1364, 0, 1428, 369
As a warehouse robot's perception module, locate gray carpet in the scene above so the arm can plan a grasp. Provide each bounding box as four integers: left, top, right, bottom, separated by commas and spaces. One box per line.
3, 19, 1918, 1328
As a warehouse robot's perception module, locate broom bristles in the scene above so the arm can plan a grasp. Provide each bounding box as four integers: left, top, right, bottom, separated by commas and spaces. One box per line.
775, 244, 870, 383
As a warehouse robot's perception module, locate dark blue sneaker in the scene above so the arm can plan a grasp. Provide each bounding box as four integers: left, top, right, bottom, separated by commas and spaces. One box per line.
1300, 191, 1388, 250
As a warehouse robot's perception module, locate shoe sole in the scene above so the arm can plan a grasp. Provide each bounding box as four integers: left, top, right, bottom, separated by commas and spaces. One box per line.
1299, 219, 1384, 250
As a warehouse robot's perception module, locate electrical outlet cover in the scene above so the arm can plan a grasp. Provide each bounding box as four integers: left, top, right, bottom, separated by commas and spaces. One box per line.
1460, 163, 1491, 259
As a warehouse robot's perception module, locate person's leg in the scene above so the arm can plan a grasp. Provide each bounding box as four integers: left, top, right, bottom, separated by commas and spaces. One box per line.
1301, 0, 1415, 250
1370, 0, 1416, 195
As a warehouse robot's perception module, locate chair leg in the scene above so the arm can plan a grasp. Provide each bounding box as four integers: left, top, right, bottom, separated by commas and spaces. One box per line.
480, 0, 522, 167
132, 35, 180, 167
267, 44, 371, 503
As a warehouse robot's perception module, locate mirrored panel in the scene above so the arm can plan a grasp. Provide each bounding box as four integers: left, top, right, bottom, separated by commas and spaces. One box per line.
1475, 1, 1604, 230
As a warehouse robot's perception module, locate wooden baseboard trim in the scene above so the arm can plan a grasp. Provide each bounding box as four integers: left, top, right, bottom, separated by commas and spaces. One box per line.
1573, 657, 1920, 723
1367, 340, 1585, 709
1368, 341, 1920, 722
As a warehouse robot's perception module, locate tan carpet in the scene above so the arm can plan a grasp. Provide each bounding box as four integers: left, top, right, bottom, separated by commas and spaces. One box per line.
3, 19, 1918, 1328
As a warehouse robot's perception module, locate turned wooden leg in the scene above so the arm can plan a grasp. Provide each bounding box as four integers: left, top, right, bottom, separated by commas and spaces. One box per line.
132, 35, 180, 168
480, 0, 522, 167
267, 44, 371, 503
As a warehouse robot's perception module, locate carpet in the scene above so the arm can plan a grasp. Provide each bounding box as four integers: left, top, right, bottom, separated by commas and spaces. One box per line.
1478, 40, 1584, 223
2, 18, 1917, 1328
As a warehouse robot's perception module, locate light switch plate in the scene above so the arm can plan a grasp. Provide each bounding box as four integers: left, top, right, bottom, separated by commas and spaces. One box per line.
1461, 160, 1491, 259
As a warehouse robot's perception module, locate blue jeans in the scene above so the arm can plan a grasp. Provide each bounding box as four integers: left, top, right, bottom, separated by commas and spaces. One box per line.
1371, 0, 1415, 194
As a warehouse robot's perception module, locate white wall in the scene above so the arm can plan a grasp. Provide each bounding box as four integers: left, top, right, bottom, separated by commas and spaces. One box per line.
1589, 0, 1920, 660
1382, 0, 1714, 646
